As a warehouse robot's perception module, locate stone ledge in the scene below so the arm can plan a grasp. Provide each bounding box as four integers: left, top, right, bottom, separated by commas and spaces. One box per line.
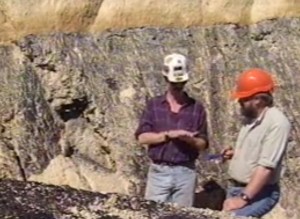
0, 179, 235, 219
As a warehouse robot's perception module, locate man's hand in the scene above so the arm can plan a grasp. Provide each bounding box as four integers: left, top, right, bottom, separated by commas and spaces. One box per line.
166, 130, 207, 151
221, 146, 234, 160
222, 197, 247, 211
166, 130, 197, 139
178, 133, 198, 142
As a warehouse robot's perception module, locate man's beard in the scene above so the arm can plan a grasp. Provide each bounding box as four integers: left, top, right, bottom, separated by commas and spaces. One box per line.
240, 106, 257, 119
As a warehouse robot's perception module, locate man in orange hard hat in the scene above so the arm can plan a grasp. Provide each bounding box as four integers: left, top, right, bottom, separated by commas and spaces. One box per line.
221, 68, 291, 218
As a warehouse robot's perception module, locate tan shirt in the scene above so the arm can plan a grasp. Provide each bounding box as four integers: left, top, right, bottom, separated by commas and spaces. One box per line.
228, 106, 291, 184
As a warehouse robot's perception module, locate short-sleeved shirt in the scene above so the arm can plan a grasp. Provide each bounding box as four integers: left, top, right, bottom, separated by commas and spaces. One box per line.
228, 106, 291, 185
135, 93, 208, 164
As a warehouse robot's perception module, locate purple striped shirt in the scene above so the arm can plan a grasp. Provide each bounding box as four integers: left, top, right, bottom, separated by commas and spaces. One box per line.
135, 93, 209, 164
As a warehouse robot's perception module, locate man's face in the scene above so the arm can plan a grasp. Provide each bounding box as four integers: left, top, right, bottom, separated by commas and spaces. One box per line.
169, 81, 187, 91
238, 96, 259, 118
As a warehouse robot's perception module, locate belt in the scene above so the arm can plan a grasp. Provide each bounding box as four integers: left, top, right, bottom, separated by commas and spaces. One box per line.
228, 179, 248, 187
228, 179, 279, 188
153, 160, 195, 168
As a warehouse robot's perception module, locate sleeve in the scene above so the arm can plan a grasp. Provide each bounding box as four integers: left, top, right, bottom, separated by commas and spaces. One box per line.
258, 119, 291, 168
134, 99, 154, 139
195, 106, 209, 146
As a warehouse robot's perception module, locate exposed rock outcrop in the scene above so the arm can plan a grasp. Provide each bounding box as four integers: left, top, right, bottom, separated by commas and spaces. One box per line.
0, 179, 228, 219
0, 0, 300, 42
0, 17, 300, 218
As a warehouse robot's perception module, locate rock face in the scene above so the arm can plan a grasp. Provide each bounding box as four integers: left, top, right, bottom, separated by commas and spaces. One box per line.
0, 17, 300, 218
0, 179, 227, 219
0, 0, 300, 42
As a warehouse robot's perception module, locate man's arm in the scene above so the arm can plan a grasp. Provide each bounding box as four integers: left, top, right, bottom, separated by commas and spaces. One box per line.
179, 135, 208, 151
140, 130, 205, 145
135, 99, 167, 145
137, 132, 167, 145
223, 166, 273, 211
243, 120, 291, 200
135, 99, 154, 145
242, 166, 273, 199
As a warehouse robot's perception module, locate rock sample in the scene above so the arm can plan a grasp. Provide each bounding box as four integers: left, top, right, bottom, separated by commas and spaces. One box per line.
0, 0, 300, 42
0, 17, 300, 218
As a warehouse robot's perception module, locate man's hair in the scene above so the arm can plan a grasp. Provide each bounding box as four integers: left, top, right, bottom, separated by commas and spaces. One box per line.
255, 92, 274, 107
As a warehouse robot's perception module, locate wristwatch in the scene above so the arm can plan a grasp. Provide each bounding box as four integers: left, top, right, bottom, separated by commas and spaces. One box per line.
240, 192, 251, 203
164, 132, 171, 142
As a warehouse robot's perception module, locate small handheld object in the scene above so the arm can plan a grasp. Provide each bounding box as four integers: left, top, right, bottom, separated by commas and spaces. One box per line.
240, 192, 251, 203
205, 154, 223, 163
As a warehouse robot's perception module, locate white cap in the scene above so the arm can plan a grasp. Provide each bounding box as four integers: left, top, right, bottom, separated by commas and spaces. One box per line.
162, 53, 189, 83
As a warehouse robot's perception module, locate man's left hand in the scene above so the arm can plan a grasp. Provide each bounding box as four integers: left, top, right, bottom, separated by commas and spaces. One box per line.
222, 197, 248, 211
178, 131, 198, 140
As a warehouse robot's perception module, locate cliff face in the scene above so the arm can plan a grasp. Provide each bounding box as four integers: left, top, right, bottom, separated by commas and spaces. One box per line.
0, 0, 300, 42
0, 17, 300, 218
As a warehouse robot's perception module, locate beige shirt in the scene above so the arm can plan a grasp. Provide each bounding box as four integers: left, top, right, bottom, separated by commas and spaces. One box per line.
228, 106, 291, 184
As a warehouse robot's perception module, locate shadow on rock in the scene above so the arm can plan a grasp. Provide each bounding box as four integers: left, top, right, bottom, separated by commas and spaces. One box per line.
193, 179, 226, 210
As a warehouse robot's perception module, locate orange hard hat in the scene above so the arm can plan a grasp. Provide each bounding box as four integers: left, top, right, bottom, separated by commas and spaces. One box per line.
231, 68, 276, 100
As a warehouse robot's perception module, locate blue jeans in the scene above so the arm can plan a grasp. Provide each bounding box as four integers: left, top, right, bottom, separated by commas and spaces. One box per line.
227, 184, 280, 218
144, 163, 197, 207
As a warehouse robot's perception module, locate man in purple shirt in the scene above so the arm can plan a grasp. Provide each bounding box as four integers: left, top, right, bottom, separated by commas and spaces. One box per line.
135, 53, 209, 207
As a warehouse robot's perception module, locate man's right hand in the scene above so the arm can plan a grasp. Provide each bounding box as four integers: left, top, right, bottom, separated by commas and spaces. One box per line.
221, 146, 234, 160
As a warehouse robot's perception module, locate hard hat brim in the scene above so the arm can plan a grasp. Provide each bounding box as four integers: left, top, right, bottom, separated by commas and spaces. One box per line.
230, 92, 250, 100
230, 86, 275, 100
167, 73, 189, 83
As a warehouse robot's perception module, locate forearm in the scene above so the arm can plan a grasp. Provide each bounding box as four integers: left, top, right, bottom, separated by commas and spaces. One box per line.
243, 166, 273, 199
183, 137, 208, 151
137, 132, 167, 145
